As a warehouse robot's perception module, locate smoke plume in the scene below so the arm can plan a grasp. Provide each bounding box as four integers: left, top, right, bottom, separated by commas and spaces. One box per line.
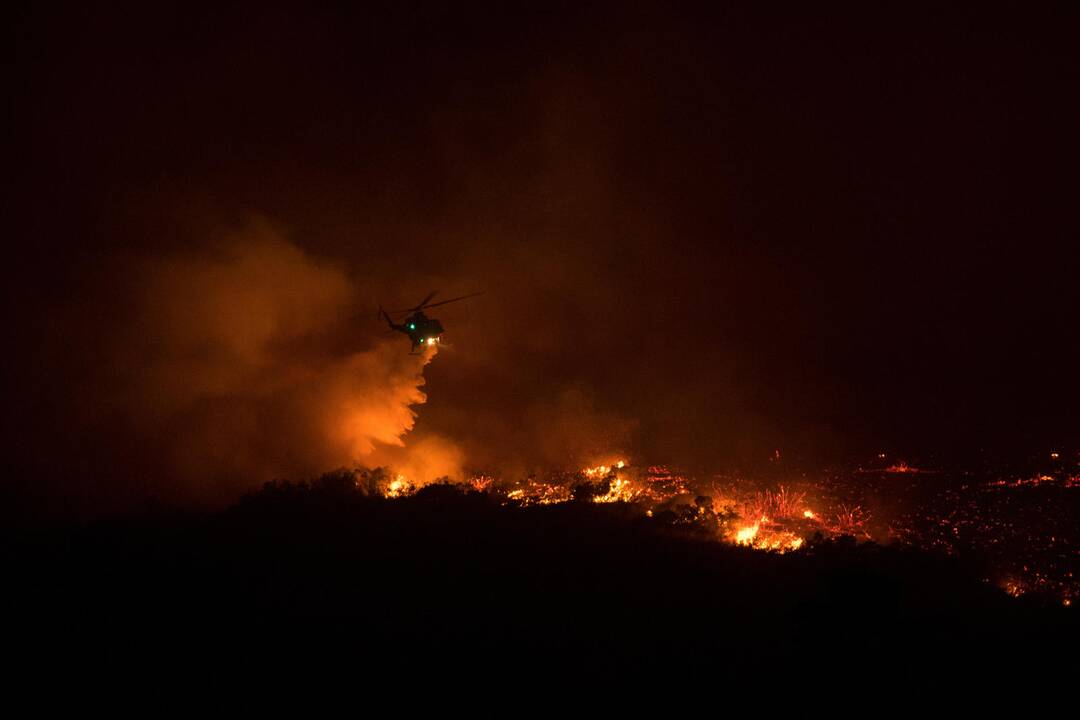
100, 219, 453, 505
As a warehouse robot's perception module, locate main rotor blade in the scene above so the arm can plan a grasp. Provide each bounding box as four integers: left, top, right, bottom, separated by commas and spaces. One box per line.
418, 291, 484, 310
387, 290, 440, 313
412, 290, 439, 310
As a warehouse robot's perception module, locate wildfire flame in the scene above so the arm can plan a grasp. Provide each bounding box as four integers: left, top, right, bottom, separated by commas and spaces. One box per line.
469, 475, 494, 492
366, 451, 1078, 603
385, 474, 413, 498
583, 460, 626, 479
735, 523, 760, 544
731, 518, 804, 553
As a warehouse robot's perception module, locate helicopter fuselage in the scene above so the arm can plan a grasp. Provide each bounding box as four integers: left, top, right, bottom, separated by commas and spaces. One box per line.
393, 312, 444, 350
379, 290, 481, 353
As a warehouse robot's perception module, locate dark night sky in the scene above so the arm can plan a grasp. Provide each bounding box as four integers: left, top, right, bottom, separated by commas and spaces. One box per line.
7, 3, 1079, 514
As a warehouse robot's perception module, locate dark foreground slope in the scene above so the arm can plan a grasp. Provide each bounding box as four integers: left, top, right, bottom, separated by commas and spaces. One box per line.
9, 480, 1076, 683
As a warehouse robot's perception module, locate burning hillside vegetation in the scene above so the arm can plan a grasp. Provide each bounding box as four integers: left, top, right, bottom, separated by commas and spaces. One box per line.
309, 454, 1078, 606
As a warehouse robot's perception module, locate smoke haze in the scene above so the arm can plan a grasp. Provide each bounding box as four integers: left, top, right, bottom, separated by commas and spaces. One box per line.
7, 4, 1078, 518
69, 220, 451, 507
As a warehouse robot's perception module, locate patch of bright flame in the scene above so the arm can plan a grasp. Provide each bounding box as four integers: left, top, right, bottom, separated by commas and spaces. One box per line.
582, 460, 626, 479
732, 518, 803, 553
469, 475, 494, 492
385, 474, 411, 498
593, 476, 637, 504
581, 460, 639, 503
735, 523, 760, 544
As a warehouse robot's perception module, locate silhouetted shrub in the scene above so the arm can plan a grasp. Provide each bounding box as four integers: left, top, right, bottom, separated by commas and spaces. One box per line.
571, 479, 610, 502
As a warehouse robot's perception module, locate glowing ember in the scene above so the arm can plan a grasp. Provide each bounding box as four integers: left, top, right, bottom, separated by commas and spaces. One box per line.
505, 480, 573, 506
740, 486, 805, 521
1003, 581, 1025, 598
469, 475, 494, 492
832, 504, 872, 538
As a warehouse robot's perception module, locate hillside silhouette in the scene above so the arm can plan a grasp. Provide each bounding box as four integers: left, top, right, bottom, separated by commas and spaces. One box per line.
9, 471, 1076, 682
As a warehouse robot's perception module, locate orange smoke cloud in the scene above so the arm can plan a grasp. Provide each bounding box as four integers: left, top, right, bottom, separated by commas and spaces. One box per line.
369, 433, 466, 486
110, 219, 448, 504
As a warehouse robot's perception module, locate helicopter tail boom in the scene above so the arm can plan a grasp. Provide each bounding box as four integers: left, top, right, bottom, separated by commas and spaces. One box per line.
378, 306, 400, 330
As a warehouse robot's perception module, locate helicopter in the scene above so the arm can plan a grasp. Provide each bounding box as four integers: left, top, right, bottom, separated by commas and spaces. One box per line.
379, 290, 483, 353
